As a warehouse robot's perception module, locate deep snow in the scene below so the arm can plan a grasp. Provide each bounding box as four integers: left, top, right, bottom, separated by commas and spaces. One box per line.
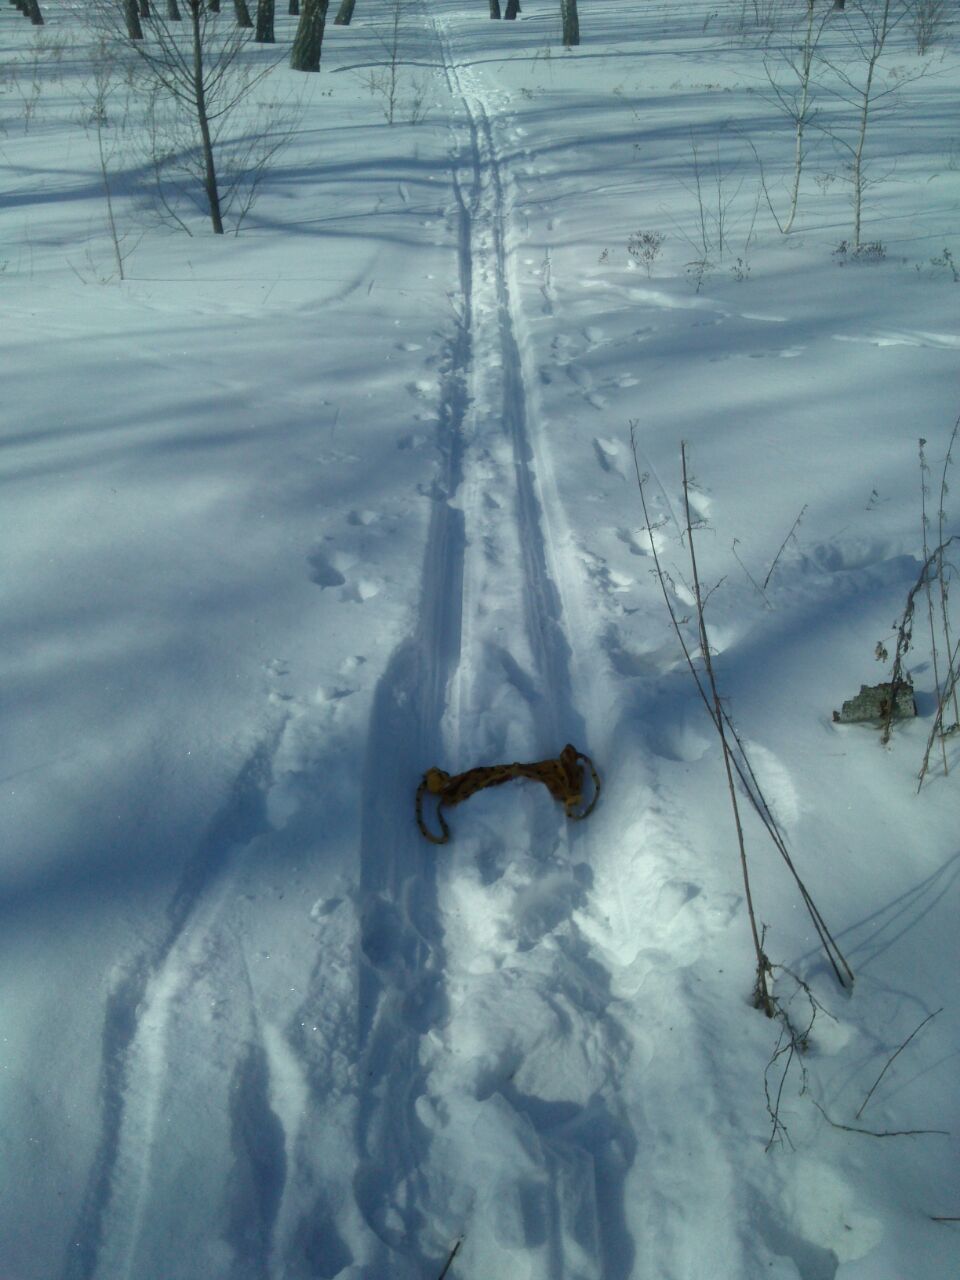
1, 3, 959, 1278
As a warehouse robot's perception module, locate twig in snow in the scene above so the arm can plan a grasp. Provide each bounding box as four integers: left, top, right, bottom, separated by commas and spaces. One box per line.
718, 709, 853, 991
811, 1098, 949, 1139
918, 631, 960, 788
762, 504, 807, 591
679, 442, 772, 1013
918, 414, 960, 786
763, 959, 839, 1152
437, 1238, 462, 1280
936, 415, 960, 730
882, 535, 959, 748
631, 431, 773, 1012
632, 430, 773, 1008
918, 437, 948, 775
855, 1008, 942, 1119
630, 426, 854, 994
732, 537, 771, 606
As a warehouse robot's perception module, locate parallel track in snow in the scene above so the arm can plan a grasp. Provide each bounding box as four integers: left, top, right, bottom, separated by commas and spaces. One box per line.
337, 12, 647, 1278
343, 10, 616, 1273
437, 42, 585, 758
64, 733, 286, 1280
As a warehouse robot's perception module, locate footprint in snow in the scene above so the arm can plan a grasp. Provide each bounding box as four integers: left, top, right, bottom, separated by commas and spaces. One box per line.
708, 346, 804, 362
684, 486, 712, 521
406, 378, 437, 400
802, 537, 895, 574
602, 627, 679, 680
834, 328, 960, 349
647, 718, 712, 764
615, 527, 667, 558
565, 362, 593, 390
592, 437, 628, 479
578, 545, 633, 594
308, 548, 347, 589
513, 867, 590, 951
566, 364, 609, 406
341, 578, 380, 603
701, 619, 741, 656
551, 333, 576, 364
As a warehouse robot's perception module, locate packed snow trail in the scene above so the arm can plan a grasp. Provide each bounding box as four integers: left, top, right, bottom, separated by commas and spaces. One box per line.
351, 11, 751, 1279
340, 10, 621, 1273
414, 12, 771, 1280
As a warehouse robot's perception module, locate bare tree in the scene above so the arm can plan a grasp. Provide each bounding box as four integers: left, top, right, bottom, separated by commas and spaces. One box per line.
121, 0, 145, 40
819, 0, 915, 248
759, 0, 830, 232
334, 0, 356, 22
106, 0, 283, 232
560, 0, 579, 47
910, 0, 948, 55
361, 0, 427, 125
256, 0, 274, 41
82, 38, 139, 277
290, 0, 329, 71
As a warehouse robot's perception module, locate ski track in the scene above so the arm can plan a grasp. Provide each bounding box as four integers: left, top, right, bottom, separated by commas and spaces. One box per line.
64, 10, 764, 1280
65, 730, 286, 1280
344, 10, 614, 1271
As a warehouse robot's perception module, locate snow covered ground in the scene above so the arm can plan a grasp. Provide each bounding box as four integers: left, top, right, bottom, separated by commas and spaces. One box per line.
2, 2, 959, 1277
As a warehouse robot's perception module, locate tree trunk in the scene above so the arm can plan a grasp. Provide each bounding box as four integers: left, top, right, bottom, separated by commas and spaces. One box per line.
24, 0, 43, 22
166, 0, 181, 19
289, 0, 299, 13
233, 0, 254, 27
334, 0, 355, 22
139, 0, 150, 17
780, 0, 819, 234
209, 0, 220, 11
290, 0, 329, 71
188, 0, 224, 233
489, 0, 501, 16
505, 0, 520, 16
560, 0, 579, 46
256, 0, 274, 40
123, 0, 144, 39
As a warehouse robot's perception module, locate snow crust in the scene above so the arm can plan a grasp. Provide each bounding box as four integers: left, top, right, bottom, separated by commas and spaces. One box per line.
1, 3, 959, 1278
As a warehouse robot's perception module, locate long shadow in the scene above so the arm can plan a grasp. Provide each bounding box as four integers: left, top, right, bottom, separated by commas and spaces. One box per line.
831, 849, 960, 973
62, 729, 284, 1280
346, 110, 473, 1272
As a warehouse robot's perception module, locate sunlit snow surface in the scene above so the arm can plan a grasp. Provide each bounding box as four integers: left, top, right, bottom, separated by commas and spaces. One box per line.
2, 3, 959, 1278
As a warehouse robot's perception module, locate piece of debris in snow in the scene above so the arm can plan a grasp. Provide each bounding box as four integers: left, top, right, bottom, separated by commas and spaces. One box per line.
833, 681, 917, 724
